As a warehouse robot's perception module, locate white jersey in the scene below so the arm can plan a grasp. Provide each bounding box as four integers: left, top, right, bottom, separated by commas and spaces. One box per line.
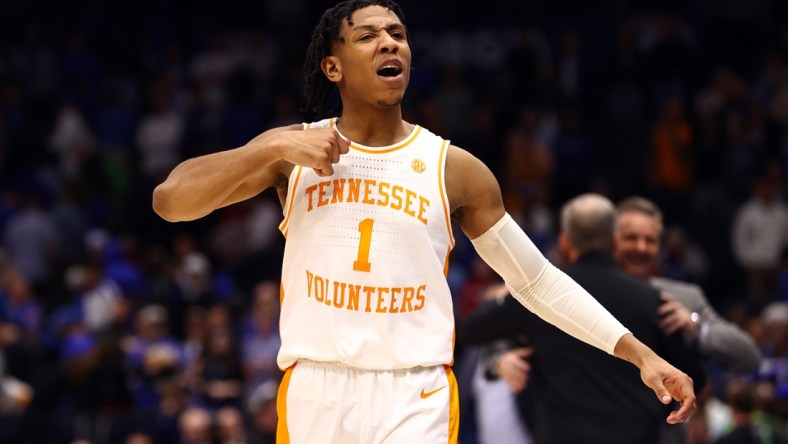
277, 118, 455, 370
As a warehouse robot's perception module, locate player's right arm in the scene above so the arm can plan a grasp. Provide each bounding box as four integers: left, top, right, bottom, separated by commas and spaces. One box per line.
152, 124, 349, 222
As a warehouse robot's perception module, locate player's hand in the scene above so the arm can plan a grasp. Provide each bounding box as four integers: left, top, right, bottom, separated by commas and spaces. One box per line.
277, 128, 350, 176
496, 347, 534, 393
639, 356, 696, 424
658, 293, 696, 336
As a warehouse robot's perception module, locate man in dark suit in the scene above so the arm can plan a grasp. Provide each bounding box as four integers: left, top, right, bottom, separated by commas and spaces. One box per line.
458, 193, 706, 444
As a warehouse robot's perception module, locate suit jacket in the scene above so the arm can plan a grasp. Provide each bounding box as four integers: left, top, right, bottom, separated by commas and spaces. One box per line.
458, 252, 706, 444
650, 276, 761, 373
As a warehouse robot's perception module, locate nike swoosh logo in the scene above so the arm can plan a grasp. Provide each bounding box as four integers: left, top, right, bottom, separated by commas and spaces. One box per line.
420, 386, 447, 399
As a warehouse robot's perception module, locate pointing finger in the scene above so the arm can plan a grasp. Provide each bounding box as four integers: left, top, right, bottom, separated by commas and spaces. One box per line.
314, 165, 334, 177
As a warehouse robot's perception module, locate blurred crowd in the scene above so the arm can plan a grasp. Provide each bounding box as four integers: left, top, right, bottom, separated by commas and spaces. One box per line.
0, 0, 787, 443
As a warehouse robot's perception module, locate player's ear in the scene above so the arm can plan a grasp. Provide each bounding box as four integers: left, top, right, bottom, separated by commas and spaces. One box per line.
321, 56, 342, 83
558, 232, 576, 263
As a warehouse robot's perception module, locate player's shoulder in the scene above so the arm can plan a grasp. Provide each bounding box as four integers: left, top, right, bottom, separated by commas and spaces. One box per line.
445, 144, 495, 186
445, 144, 484, 167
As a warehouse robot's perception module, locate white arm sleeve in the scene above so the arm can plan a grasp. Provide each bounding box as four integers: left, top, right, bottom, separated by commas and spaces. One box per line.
470, 213, 630, 355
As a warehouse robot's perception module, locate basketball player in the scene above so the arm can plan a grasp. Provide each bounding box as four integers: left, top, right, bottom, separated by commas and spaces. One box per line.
152, 1, 696, 443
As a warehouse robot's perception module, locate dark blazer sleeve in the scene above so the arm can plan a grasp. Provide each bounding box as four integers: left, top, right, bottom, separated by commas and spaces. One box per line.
456, 295, 530, 346
658, 329, 708, 395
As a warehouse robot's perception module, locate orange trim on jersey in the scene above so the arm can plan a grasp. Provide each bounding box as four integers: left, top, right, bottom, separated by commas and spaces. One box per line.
349, 126, 423, 154
443, 247, 451, 278
437, 139, 455, 248
444, 366, 460, 444
278, 166, 304, 237
276, 365, 295, 444
449, 330, 455, 367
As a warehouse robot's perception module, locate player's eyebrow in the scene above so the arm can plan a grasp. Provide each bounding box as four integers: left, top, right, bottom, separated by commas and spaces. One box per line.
351, 23, 406, 34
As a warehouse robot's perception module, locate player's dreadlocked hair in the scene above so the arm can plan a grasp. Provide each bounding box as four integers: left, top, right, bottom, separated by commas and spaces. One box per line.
302, 0, 406, 120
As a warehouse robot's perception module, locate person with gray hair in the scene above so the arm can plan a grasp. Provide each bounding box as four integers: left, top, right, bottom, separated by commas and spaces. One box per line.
613, 196, 761, 374
559, 193, 617, 255
459, 193, 706, 444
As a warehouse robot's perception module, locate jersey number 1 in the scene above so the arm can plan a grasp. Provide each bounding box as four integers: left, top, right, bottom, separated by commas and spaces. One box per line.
353, 218, 373, 272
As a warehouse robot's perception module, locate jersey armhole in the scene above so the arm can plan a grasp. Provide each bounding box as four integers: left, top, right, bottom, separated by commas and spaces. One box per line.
278, 165, 304, 238
437, 139, 455, 250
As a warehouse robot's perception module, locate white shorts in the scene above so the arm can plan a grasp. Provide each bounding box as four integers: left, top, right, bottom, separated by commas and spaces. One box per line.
276, 360, 459, 444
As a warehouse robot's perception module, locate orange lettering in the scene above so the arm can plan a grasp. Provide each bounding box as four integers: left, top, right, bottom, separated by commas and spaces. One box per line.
333, 281, 346, 308
376, 287, 390, 313
377, 182, 391, 207
401, 287, 415, 312
348, 285, 361, 311
404, 189, 417, 217
417, 196, 430, 225
363, 286, 375, 312
391, 185, 403, 210
305, 184, 318, 211
414, 284, 426, 310
348, 179, 362, 203
363, 179, 377, 205
323, 278, 331, 305
314, 276, 324, 302
306, 270, 314, 298
331, 179, 346, 203
389, 287, 401, 313
317, 181, 331, 207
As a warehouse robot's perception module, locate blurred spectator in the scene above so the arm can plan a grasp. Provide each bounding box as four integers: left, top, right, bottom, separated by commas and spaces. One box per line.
178, 406, 213, 444
502, 106, 553, 212
215, 406, 248, 444
779, 248, 788, 302
11, 23, 57, 102
714, 378, 788, 444
2, 188, 58, 293
240, 281, 281, 397
550, 106, 593, 207
174, 252, 217, 306
0, 348, 33, 416
720, 108, 768, 201
135, 76, 184, 180
51, 182, 90, 267
125, 432, 154, 444
124, 304, 185, 413
649, 96, 694, 221
0, 271, 42, 342
755, 302, 788, 397
659, 225, 709, 285
194, 327, 244, 412
48, 102, 96, 179
246, 380, 278, 444
64, 261, 125, 333
732, 165, 788, 307
431, 66, 475, 142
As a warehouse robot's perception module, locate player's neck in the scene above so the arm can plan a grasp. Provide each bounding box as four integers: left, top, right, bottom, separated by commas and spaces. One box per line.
337, 108, 412, 147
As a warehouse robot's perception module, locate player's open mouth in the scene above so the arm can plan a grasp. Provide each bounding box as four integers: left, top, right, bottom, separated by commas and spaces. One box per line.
377, 65, 403, 78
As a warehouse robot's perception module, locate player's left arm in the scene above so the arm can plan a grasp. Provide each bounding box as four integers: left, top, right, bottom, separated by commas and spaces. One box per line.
444, 145, 506, 237
446, 145, 696, 422
446, 145, 628, 354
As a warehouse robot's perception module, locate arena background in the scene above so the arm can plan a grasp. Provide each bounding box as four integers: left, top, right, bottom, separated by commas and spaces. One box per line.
0, 0, 785, 443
